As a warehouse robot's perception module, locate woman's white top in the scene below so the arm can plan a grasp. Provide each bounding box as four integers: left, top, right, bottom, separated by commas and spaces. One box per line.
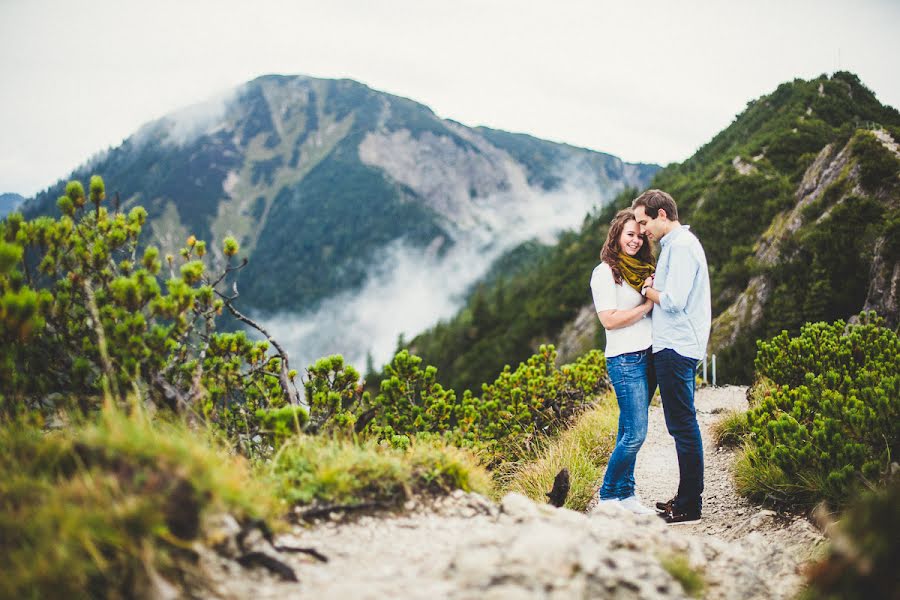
589, 262, 653, 357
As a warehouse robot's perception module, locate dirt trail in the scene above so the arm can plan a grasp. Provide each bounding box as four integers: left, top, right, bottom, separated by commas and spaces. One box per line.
195, 385, 826, 599
630, 384, 824, 552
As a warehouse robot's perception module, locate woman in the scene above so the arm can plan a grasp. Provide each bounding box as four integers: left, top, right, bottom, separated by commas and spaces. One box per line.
589, 208, 657, 515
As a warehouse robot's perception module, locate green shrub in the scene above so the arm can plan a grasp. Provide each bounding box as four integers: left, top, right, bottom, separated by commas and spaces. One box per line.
851, 130, 900, 192
303, 354, 366, 434
0, 177, 308, 458
254, 405, 310, 449
740, 314, 899, 506
366, 349, 457, 439
362, 345, 609, 464
0, 404, 277, 599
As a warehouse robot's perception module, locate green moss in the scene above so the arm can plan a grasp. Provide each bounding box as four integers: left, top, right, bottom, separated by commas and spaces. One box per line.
659, 554, 706, 598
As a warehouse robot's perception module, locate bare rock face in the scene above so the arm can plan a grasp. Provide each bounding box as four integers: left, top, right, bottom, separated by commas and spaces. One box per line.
554, 304, 600, 365
358, 126, 527, 232
710, 126, 898, 354
860, 237, 900, 327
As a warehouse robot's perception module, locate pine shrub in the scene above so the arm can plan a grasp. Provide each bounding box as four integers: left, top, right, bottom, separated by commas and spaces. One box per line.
1, 177, 304, 457
362, 345, 609, 463
741, 314, 899, 506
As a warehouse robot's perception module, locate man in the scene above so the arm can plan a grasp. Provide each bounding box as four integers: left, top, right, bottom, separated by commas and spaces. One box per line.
632, 189, 711, 525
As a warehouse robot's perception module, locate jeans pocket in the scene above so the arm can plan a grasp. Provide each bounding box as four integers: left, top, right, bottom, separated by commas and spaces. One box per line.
621, 350, 645, 366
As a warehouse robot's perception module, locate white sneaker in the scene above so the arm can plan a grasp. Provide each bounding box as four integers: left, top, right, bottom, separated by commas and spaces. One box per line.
618, 495, 656, 515
590, 497, 620, 514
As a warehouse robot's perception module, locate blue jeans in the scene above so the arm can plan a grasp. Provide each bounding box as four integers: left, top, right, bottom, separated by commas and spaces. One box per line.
654, 348, 704, 513
599, 348, 655, 499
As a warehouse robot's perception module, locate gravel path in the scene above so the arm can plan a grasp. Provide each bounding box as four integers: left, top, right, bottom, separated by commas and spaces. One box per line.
193, 385, 826, 599
632, 384, 755, 534
630, 384, 824, 553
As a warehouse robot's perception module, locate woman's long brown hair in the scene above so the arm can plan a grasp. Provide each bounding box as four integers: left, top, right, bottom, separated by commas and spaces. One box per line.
601, 208, 654, 285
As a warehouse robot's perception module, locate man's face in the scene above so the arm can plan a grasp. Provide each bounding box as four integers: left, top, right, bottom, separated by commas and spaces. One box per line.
633, 205, 665, 241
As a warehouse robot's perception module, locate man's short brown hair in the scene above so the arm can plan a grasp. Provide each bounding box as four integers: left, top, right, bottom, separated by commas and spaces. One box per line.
632, 189, 679, 221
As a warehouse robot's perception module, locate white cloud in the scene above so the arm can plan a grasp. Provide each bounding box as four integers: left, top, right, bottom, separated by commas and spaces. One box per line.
256, 173, 610, 372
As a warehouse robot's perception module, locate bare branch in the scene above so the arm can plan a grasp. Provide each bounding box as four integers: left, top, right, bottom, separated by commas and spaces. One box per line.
216, 286, 300, 406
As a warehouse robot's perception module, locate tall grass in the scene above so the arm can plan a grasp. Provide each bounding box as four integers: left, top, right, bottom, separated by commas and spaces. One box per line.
495, 393, 618, 511
710, 410, 750, 447
733, 444, 829, 508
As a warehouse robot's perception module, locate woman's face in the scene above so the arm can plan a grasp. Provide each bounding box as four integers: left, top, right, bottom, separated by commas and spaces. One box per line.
618, 220, 644, 256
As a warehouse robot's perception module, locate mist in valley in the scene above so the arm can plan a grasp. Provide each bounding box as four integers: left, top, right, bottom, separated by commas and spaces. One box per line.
255, 169, 617, 377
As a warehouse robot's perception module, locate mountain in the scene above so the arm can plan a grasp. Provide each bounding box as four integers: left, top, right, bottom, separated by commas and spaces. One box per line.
407, 72, 900, 390
21, 74, 658, 367
0, 193, 24, 219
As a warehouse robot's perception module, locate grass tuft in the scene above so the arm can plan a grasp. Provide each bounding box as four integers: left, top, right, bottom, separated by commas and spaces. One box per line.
710, 410, 750, 447
267, 434, 493, 507
659, 554, 706, 598
733, 443, 825, 507
0, 404, 278, 599
494, 393, 618, 511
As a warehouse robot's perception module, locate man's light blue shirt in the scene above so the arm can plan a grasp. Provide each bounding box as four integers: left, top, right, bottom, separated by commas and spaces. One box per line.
651, 225, 711, 360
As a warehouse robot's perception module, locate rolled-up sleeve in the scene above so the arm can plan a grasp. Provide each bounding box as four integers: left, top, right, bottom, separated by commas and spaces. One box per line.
658, 244, 698, 313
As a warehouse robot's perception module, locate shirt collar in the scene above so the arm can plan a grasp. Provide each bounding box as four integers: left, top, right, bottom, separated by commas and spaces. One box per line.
660, 224, 688, 247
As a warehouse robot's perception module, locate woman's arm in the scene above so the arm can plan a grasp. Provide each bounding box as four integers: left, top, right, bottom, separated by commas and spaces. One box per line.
598, 298, 653, 330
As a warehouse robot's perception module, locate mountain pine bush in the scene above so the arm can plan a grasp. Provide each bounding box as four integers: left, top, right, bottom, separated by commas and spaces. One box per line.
737, 313, 899, 506
0, 176, 302, 456
363, 345, 609, 463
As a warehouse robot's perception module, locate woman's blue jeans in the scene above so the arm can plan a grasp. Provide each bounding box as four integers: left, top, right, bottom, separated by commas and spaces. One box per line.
599, 348, 656, 499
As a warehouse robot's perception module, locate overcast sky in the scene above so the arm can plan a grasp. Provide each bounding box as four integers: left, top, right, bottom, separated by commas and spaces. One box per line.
2, 0, 898, 197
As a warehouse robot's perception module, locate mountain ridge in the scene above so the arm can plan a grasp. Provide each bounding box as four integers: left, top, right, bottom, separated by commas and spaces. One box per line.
0, 193, 24, 219
19, 73, 658, 368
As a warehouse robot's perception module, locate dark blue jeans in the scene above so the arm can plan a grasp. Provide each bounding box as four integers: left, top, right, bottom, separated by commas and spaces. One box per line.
599, 348, 656, 499
654, 348, 704, 513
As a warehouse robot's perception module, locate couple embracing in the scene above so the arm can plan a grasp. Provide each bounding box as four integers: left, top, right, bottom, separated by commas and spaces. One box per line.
589, 189, 711, 524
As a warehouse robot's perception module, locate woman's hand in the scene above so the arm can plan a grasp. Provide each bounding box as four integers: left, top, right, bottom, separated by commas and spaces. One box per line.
642, 297, 654, 314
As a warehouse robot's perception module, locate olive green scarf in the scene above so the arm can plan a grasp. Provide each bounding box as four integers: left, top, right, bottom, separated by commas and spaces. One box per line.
617, 253, 655, 293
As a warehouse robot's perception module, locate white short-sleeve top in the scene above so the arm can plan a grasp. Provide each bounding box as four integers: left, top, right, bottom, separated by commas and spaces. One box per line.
589, 262, 653, 357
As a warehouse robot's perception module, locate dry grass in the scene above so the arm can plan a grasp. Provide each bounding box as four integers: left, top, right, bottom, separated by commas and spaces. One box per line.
710, 410, 750, 447
494, 393, 618, 511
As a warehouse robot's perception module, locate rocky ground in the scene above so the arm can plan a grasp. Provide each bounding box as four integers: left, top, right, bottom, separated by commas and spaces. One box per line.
189, 385, 827, 599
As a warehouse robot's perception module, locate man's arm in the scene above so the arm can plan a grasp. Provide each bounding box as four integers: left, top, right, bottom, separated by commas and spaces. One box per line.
645, 244, 698, 312
598, 298, 653, 330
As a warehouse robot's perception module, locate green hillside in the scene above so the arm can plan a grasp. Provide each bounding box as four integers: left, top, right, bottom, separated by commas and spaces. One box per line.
408, 72, 900, 388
